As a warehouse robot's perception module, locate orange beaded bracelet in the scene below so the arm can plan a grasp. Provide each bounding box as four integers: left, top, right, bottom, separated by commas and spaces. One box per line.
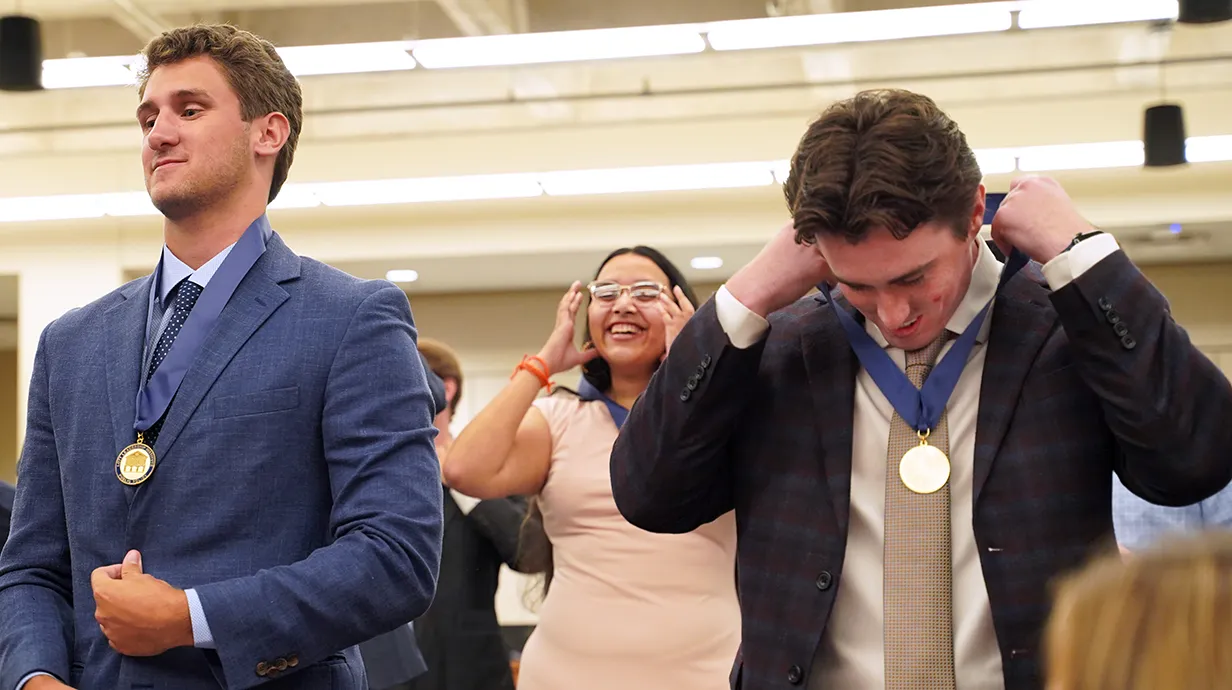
512, 355, 554, 393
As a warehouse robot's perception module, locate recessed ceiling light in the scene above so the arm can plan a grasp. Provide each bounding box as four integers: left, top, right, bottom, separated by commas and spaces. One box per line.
386, 269, 419, 283
690, 256, 724, 270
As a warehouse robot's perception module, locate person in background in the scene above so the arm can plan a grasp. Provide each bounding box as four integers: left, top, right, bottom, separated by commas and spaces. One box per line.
1044, 530, 1232, 689
406, 337, 538, 690
1113, 475, 1232, 553
0, 480, 13, 545
443, 247, 741, 690
0, 24, 442, 690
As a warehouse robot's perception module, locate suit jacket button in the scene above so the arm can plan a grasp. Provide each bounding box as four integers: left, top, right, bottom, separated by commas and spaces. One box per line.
701, 354, 712, 368
275, 658, 288, 672
787, 664, 804, 684
1121, 335, 1137, 350
1098, 297, 1113, 312
680, 389, 691, 402
695, 365, 707, 379
815, 571, 834, 591
287, 655, 299, 668
1105, 309, 1121, 324
686, 377, 699, 391
256, 662, 270, 677
1113, 322, 1129, 337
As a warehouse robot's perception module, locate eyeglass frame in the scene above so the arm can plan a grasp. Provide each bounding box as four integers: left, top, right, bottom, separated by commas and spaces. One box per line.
585, 280, 667, 303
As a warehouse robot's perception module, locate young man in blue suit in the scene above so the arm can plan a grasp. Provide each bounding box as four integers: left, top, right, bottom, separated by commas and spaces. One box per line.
0, 24, 443, 690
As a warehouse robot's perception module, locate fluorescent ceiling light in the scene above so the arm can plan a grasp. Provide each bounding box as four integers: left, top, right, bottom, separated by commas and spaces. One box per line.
540, 161, 774, 196
975, 148, 1019, 175
1016, 0, 1178, 29
1016, 140, 1145, 171
704, 2, 1014, 51
386, 269, 419, 283
311, 173, 544, 206
276, 42, 416, 76
411, 25, 706, 69
41, 56, 138, 89
1186, 135, 1232, 163
3, 136, 1229, 223
690, 256, 724, 270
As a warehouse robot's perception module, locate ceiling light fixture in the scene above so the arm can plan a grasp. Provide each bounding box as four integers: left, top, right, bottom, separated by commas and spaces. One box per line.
690, 256, 724, 270
386, 269, 420, 283
2, 136, 1230, 223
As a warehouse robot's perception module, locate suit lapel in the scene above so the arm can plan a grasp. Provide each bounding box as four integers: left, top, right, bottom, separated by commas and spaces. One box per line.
104, 277, 154, 456
801, 290, 858, 534
973, 265, 1056, 504
148, 233, 301, 465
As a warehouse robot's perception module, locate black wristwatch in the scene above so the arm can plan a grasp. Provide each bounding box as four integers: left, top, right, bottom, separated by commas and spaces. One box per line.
1063, 229, 1104, 253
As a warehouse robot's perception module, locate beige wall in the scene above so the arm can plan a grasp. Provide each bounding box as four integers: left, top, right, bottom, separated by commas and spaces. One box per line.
0, 349, 15, 483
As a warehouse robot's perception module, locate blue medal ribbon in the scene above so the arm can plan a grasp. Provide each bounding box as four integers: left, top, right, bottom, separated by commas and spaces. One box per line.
134, 215, 270, 433
576, 376, 629, 430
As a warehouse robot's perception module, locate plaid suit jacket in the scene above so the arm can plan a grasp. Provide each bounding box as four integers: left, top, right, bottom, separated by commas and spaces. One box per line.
610, 250, 1232, 690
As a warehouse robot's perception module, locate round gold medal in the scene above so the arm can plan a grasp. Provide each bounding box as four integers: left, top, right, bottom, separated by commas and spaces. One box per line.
899, 443, 950, 494
115, 443, 156, 486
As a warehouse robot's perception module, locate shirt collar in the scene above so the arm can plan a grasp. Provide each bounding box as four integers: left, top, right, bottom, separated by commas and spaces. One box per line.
155, 240, 239, 309
867, 240, 1003, 349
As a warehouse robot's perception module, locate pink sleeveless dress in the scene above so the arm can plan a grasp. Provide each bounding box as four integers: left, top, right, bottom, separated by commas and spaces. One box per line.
514, 394, 741, 690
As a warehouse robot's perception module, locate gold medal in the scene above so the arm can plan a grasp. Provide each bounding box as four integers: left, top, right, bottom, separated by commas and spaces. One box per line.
899, 429, 950, 494
115, 434, 156, 486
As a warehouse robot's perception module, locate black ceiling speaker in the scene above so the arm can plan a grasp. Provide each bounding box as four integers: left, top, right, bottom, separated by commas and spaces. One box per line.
0, 15, 43, 91
1179, 0, 1232, 23
1143, 103, 1187, 167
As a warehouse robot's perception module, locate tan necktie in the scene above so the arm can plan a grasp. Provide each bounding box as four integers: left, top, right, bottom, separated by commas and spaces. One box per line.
884, 334, 955, 689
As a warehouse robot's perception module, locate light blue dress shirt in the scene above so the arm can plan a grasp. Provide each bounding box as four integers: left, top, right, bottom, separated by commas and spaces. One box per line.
1113, 476, 1232, 550
149, 242, 237, 652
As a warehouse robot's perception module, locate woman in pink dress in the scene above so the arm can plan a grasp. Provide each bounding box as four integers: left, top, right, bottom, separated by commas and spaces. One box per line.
444, 246, 741, 690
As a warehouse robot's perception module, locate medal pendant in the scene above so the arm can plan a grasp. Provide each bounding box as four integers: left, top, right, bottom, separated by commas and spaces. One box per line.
116, 441, 157, 486
899, 438, 950, 494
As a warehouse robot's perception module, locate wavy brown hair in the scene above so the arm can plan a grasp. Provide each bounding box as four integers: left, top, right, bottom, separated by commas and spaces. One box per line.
784, 88, 982, 245
137, 24, 303, 204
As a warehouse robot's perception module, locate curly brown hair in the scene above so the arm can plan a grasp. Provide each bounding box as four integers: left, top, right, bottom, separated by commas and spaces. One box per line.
783, 88, 982, 245
137, 24, 303, 204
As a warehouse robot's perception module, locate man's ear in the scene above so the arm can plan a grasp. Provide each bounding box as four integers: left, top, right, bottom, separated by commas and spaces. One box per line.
444, 378, 459, 409
252, 112, 290, 159
968, 183, 987, 240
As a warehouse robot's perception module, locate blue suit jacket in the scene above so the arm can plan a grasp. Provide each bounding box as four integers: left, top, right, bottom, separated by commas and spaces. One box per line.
0, 233, 444, 690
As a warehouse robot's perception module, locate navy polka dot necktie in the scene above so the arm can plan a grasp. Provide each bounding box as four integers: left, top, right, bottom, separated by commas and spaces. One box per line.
144, 279, 204, 445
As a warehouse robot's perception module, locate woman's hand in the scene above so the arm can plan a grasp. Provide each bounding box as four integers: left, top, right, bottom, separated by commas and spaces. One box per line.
535, 281, 601, 375
659, 285, 696, 359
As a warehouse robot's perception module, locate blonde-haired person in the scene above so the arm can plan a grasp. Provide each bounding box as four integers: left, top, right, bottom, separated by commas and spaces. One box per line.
1044, 530, 1232, 690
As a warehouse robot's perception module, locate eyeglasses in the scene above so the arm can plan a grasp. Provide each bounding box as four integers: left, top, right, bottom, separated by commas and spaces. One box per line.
587, 280, 665, 303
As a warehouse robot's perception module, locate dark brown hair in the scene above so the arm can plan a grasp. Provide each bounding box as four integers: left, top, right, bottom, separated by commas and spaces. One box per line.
417, 337, 463, 415
137, 24, 303, 203
784, 88, 982, 245
580, 246, 699, 392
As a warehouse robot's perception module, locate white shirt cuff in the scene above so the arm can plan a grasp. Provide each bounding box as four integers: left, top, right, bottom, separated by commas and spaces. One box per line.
450, 488, 481, 515
185, 588, 216, 649
715, 285, 770, 349
1041, 232, 1121, 289
17, 672, 54, 690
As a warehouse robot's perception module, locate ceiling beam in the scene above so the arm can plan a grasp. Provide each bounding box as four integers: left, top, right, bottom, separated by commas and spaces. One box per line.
109, 0, 171, 40
28, 0, 436, 19
434, 0, 517, 36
